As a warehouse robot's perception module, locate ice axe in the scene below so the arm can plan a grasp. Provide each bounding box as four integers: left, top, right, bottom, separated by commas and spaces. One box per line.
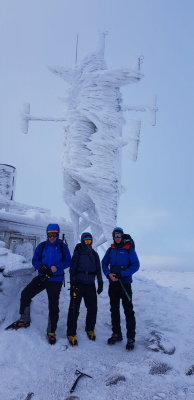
70, 370, 92, 393
119, 279, 131, 302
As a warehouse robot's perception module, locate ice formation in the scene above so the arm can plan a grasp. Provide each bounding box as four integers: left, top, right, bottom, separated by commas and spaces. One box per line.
0, 164, 16, 205
21, 31, 157, 249
0, 240, 34, 323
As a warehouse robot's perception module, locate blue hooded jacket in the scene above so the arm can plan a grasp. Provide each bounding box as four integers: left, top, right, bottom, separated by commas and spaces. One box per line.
102, 243, 140, 284
32, 224, 71, 282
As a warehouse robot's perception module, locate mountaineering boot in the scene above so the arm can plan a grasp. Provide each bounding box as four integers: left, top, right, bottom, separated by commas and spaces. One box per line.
67, 335, 78, 347
47, 333, 56, 345
107, 333, 123, 345
86, 331, 96, 341
5, 318, 30, 330
126, 338, 135, 351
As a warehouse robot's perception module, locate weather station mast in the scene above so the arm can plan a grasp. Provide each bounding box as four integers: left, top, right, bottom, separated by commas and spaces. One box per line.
21, 31, 157, 250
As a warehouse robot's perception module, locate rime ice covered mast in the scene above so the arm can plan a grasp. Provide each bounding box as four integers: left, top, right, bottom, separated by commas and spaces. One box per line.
21, 31, 157, 249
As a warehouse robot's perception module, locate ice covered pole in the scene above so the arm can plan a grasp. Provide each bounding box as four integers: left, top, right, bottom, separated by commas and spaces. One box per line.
21, 30, 157, 249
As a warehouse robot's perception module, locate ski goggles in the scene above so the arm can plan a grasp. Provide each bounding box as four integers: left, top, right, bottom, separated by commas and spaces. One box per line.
47, 233, 58, 238
114, 232, 123, 238
84, 239, 92, 245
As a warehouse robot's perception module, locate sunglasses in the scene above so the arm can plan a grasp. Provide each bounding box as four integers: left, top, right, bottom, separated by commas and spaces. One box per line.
114, 233, 123, 238
84, 239, 92, 245
48, 233, 57, 238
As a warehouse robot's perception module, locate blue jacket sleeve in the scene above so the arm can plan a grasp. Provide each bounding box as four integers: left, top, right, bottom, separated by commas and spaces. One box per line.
32, 243, 43, 271
102, 248, 111, 278
121, 248, 140, 278
56, 243, 71, 274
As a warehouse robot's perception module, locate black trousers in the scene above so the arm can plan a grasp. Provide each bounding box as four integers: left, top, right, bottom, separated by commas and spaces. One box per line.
20, 276, 62, 333
67, 281, 97, 336
108, 281, 136, 340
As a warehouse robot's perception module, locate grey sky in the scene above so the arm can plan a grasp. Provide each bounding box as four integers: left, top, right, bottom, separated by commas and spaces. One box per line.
0, 0, 194, 269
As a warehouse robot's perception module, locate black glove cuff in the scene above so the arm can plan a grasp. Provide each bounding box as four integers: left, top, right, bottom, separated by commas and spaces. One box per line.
115, 271, 122, 279
39, 264, 53, 278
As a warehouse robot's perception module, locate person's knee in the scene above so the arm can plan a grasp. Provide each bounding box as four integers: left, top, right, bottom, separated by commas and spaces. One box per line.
49, 302, 59, 315
21, 287, 30, 302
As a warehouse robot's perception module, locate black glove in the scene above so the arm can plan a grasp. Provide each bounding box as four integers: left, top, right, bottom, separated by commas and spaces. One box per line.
39, 264, 53, 279
114, 271, 122, 279
97, 281, 103, 295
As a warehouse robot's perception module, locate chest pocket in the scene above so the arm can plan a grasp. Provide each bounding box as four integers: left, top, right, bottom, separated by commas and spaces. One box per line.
110, 248, 130, 267
118, 250, 129, 266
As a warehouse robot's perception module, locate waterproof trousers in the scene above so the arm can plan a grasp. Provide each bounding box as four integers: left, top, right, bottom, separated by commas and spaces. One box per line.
108, 281, 136, 340
67, 281, 97, 336
20, 276, 62, 333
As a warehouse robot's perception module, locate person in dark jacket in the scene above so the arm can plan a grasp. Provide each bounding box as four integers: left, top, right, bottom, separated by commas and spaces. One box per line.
67, 232, 103, 346
102, 227, 139, 351
12, 223, 71, 345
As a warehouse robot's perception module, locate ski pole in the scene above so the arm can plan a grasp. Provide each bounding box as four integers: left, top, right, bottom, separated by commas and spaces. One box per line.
118, 279, 131, 301
70, 370, 92, 393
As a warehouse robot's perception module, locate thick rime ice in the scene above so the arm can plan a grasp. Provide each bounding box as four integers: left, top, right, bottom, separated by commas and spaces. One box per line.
0, 241, 34, 323
21, 31, 157, 248
0, 164, 16, 203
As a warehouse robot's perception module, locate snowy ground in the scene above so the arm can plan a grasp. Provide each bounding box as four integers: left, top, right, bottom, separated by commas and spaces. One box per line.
1, 271, 194, 400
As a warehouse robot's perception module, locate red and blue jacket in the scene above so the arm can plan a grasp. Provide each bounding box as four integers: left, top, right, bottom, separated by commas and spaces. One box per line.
102, 243, 140, 284
32, 238, 71, 282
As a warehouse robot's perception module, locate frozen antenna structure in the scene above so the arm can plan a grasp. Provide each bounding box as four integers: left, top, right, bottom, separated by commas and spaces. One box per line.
21, 30, 157, 249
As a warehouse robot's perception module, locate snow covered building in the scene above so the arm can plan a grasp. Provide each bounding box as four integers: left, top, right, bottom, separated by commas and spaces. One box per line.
0, 164, 74, 260
0, 165, 74, 324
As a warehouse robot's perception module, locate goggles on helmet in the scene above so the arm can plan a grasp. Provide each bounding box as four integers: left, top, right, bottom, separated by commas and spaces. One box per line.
84, 239, 92, 245
114, 232, 123, 238
48, 232, 58, 238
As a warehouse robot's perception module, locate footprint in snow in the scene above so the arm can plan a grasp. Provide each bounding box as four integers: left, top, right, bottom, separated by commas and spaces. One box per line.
186, 365, 194, 375
106, 375, 126, 386
146, 330, 175, 355
149, 362, 172, 375
25, 394, 34, 400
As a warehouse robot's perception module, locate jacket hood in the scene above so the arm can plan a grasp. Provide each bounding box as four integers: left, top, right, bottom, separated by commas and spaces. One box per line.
111, 243, 131, 250
81, 232, 93, 243
46, 224, 60, 234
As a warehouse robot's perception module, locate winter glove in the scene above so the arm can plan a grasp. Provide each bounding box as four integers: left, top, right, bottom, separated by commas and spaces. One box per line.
39, 264, 53, 279
97, 281, 103, 295
114, 271, 122, 279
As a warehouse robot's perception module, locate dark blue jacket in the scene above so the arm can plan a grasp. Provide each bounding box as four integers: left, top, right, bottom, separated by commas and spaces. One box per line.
102, 243, 140, 284
70, 243, 103, 285
32, 238, 71, 282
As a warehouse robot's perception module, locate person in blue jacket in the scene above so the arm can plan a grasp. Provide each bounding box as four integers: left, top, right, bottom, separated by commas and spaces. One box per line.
66, 232, 103, 346
102, 227, 139, 351
12, 224, 71, 344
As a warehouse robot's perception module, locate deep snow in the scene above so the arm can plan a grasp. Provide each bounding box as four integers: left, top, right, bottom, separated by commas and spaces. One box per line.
1, 270, 194, 399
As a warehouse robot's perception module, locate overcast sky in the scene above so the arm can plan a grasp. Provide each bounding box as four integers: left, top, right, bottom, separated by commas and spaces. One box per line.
0, 0, 194, 270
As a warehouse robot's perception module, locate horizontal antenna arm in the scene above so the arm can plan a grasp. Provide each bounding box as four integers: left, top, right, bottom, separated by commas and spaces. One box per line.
21, 103, 66, 134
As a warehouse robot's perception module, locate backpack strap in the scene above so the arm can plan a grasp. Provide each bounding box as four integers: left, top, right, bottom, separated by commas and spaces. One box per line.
108, 247, 112, 266
40, 241, 46, 261
59, 239, 64, 262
